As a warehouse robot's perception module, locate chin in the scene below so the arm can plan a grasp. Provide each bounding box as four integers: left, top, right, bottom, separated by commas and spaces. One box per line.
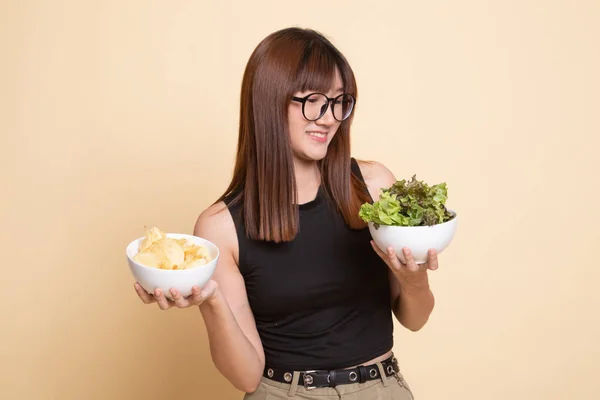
304, 149, 329, 161
294, 150, 327, 163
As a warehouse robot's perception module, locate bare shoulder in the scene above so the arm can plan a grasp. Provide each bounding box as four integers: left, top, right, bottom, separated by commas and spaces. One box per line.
355, 159, 397, 200
193, 201, 239, 264
193, 201, 233, 235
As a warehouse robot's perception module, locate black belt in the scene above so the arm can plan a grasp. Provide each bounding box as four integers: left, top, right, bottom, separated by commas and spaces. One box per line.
263, 355, 399, 390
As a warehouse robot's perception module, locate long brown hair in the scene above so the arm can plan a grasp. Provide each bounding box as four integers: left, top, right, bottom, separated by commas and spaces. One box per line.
216, 27, 371, 242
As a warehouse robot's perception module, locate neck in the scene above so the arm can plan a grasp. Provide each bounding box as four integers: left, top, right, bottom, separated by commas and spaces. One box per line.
293, 157, 321, 204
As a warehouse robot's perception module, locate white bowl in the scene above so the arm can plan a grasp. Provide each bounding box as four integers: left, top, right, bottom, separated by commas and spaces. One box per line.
369, 210, 458, 264
126, 233, 219, 300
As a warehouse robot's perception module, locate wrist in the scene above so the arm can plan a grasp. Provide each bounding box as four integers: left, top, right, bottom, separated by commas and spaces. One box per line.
396, 272, 431, 294
400, 282, 431, 296
199, 285, 222, 312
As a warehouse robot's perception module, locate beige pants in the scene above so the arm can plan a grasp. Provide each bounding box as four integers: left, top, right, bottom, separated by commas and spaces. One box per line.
243, 361, 415, 399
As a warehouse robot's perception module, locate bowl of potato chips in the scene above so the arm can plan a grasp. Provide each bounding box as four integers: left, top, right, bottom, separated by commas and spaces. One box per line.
126, 226, 219, 300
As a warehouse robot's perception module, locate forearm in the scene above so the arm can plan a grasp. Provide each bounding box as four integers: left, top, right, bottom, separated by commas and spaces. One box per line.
199, 289, 264, 392
393, 274, 435, 331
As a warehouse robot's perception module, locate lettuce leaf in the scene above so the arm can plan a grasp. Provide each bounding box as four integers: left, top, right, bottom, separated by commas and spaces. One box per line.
358, 174, 454, 228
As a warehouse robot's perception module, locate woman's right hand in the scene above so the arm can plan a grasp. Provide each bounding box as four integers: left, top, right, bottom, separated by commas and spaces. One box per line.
134, 280, 218, 310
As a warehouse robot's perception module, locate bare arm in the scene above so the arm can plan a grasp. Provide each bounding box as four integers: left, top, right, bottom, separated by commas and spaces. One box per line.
132, 202, 264, 391
194, 202, 265, 392
388, 267, 435, 331
358, 159, 436, 331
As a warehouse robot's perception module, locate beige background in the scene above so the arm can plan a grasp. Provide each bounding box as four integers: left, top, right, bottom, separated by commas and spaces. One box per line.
2, 0, 599, 399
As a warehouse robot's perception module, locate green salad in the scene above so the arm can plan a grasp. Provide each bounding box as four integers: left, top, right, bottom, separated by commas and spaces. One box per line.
359, 174, 454, 228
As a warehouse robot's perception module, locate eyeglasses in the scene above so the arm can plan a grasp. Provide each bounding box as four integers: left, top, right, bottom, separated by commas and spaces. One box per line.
291, 92, 356, 121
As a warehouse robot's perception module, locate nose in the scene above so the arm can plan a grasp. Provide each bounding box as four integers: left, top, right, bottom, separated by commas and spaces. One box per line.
316, 101, 336, 126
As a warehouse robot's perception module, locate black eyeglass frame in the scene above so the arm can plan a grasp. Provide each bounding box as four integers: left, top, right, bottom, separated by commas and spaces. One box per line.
291, 92, 356, 122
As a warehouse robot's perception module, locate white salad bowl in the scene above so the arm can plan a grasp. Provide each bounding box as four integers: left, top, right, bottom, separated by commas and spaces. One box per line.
369, 210, 458, 264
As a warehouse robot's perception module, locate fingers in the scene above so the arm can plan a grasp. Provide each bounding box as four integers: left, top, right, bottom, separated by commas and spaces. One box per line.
401, 248, 420, 272
386, 246, 406, 271
170, 286, 208, 308
190, 286, 204, 305
404, 248, 438, 271
136, 283, 208, 310
369, 242, 438, 274
370, 241, 405, 271
427, 249, 439, 270
135, 282, 208, 310
153, 288, 173, 310
170, 288, 189, 308
371, 241, 400, 267
134, 283, 156, 304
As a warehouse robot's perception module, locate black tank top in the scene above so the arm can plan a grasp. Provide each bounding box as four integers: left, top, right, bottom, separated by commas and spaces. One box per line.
224, 158, 393, 370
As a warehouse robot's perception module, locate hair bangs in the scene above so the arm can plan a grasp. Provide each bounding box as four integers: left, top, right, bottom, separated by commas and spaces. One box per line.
294, 43, 341, 94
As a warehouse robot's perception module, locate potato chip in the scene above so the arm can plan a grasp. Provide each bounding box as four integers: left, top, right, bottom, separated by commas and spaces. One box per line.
133, 251, 162, 269
164, 238, 185, 267
139, 226, 164, 252
133, 226, 212, 270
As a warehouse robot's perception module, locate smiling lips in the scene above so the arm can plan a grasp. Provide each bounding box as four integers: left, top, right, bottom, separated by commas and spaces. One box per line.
307, 131, 328, 143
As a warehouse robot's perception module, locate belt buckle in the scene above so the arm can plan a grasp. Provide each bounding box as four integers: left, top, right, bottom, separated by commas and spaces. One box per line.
302, 370, 317, 390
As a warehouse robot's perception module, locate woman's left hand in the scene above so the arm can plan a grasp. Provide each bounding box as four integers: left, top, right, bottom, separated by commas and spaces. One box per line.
370, 240, 438, 288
